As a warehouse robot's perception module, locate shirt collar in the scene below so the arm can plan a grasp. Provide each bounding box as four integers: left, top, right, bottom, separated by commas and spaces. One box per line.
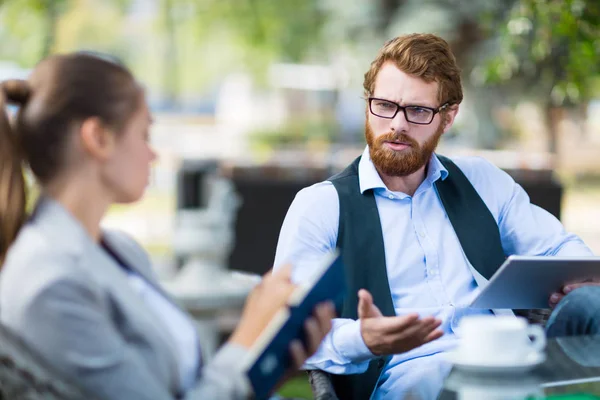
358, 146, 449, 194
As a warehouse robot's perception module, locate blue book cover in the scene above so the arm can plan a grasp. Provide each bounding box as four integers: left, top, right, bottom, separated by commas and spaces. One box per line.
242, 250, 346, 400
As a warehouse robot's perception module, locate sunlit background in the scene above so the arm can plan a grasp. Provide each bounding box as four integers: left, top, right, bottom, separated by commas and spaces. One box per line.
2, 0, 600, 255
2, 0, 600, 395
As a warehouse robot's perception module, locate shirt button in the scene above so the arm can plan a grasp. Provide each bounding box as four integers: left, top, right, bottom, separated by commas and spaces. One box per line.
387, 194, 394, 199
418, 231, 425, 238
429, 270, 437, 276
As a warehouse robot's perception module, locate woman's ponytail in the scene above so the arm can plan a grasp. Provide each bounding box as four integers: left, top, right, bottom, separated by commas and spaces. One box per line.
0, 80, 30, 265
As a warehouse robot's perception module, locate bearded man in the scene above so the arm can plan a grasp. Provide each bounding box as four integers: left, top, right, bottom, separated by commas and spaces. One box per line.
273, 33, 600, 400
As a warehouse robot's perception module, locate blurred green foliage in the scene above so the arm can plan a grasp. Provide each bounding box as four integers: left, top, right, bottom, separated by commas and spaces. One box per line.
3, 0, 598, 105
1, 0, 599, 151
483, 0, 600, 106
249, 113, 339, 149
277, 374, 312, 399
0, 0, 327, 100
180, 0, 327, 63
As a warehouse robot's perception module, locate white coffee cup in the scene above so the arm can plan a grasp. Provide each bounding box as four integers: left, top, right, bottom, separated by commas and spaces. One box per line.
455, 315, 546, 365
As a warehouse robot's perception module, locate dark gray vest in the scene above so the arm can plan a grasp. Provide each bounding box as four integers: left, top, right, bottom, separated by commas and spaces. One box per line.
328, 155, 506, 400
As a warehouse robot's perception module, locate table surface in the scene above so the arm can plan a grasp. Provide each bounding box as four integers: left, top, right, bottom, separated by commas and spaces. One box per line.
438, 335, 600, 399
162, 269, 260, 314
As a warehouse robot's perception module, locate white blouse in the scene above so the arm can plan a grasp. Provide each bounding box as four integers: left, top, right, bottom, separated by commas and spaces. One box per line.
127, 272, 201, 393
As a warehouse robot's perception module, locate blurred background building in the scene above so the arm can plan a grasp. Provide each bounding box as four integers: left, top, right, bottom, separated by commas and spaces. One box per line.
1, 0, 599, 273
2, 0, 600, 396
2, 0, 600, 272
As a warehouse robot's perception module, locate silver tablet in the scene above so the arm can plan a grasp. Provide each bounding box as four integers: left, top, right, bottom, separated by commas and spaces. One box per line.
470, 256, 600, 309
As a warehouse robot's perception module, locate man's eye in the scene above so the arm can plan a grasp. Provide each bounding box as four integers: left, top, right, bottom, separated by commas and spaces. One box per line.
410, 107, 429, 114
376, 101, 395, 109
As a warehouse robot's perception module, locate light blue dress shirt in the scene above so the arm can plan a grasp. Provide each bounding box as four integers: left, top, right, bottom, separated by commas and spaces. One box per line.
273, 146, 593, 399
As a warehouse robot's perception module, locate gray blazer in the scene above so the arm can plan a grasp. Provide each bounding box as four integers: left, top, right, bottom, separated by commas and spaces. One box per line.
0, 198, 252, 400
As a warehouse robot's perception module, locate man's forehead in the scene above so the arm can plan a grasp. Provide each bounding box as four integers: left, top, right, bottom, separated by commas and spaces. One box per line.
372, 62, 438, 105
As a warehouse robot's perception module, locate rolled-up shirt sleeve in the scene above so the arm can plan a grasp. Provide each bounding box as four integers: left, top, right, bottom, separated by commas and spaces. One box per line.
304, 318, 374, 374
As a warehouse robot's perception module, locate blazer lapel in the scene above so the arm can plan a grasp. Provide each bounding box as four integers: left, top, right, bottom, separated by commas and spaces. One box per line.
32, 198, 182, 393
100, 232, 203, 381
101, 232, 176, 301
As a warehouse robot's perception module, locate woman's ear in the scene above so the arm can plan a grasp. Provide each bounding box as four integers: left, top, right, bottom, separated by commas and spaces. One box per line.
79, 117, 115, 161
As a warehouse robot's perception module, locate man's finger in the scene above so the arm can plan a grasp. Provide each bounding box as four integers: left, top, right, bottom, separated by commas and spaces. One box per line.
357, 289, 369, 318
393, 318, 435, 339
418, 316, 438, 326
563, 282, 600, 294
378, 314, 421, 335
358, 289, 382, 319
423, 329, 444, 343
421, 318, 442, 331
549, 292, 565, 308
550, 292, 564, 303
396, 316, 440, 340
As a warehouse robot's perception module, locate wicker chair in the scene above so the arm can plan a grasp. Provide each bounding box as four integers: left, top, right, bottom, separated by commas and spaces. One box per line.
308, 309, 552, 400
0, 323, 95, 400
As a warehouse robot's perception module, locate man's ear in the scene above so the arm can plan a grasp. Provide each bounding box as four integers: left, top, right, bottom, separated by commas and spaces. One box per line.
442, 104, 460, 134
79, 117, 116, 161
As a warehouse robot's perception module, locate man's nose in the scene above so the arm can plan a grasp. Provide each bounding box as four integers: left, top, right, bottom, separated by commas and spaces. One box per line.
390, 108, 410, 132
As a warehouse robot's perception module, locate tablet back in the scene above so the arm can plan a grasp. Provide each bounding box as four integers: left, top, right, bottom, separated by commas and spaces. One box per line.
470, 256, 600, 309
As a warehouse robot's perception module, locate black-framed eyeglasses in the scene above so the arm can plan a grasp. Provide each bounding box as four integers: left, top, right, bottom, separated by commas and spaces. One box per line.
368, 97, 449, 125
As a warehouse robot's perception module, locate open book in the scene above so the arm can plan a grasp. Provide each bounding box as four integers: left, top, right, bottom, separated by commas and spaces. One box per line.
241, 250, 345, 400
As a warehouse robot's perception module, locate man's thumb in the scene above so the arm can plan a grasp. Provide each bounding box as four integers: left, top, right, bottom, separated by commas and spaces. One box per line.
358, 289, 382, 319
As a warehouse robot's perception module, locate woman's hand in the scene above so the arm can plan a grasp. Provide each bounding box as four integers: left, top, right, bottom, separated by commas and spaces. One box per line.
287, 301, 335, 368
229, 265, 334, 353
273, 301, 335, 393
229, 265, 297, 349
229, 265, 335, 386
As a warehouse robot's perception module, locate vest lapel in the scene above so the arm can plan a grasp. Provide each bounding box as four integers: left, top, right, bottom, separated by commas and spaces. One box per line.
435, 155, 506, 280
328, 157, 393, 400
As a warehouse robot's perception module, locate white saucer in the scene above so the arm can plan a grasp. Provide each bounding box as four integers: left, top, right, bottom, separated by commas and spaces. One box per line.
445, 350, 546, 373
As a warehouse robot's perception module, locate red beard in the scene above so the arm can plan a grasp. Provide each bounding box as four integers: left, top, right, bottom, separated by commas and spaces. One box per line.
365, 121, 444, 177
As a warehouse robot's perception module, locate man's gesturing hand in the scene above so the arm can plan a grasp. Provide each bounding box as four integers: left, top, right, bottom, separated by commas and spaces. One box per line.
358, 289, 444, 356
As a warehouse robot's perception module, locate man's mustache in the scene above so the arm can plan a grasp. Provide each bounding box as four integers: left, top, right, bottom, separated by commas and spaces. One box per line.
377, 132, 418, 147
